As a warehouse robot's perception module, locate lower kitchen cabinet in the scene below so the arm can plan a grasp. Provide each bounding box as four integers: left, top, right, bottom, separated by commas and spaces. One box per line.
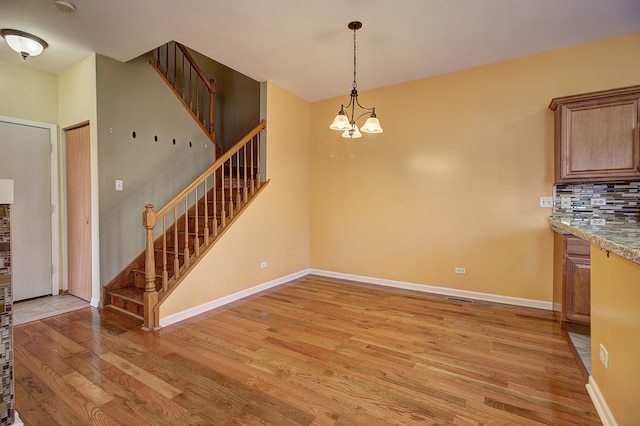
562, 235, 591, 333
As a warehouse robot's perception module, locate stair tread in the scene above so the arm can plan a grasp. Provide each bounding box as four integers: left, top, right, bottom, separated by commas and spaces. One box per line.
109, 287, 144, 303
106, 304, 144, 320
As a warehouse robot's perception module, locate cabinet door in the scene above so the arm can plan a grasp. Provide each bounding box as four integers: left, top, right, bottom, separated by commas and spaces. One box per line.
563, 255, 591, 325
560, 100, 639, 182
551, 85, 640, 183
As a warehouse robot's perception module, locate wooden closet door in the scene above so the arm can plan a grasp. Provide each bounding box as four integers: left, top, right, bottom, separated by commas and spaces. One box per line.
66, 124, 92, 301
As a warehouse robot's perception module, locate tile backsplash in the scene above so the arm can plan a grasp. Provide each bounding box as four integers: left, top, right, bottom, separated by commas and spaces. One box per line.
554, 181, 640, 224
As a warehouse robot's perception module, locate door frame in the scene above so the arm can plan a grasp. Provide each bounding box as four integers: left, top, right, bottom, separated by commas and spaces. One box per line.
0, 115, 59, 297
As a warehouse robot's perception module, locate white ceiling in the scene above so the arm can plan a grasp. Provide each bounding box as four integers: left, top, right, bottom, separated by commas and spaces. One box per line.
1, 0, 639, 102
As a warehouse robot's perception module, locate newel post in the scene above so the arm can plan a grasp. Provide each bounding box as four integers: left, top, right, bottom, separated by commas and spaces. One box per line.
142, 204, 159, 331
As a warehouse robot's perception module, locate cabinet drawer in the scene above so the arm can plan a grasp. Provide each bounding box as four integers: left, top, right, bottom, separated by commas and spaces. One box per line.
565, 236, 590, 256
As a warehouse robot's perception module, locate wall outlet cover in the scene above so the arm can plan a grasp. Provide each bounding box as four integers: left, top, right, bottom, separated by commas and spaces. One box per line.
599, 344, 609, 369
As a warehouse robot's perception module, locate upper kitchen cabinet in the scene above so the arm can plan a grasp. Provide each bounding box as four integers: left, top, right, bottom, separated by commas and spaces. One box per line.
549, 85, 640, 183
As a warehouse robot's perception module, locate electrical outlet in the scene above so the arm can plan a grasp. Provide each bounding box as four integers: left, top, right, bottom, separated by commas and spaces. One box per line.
260, 262, 268, 269
539, 197, 553, 208
590, 218, 606, 226
560, 196, 572, 209
599, 344, 609, 369
591, 198, 607, 206
454, 267, 466, 275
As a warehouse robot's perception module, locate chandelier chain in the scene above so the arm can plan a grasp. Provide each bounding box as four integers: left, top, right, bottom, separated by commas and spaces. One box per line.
352, 27, 357, 91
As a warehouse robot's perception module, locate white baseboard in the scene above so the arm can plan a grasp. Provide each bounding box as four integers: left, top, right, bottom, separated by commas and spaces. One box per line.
159, 269, 310, 327
586, 376, 617, 426
90, 297, 100, 308
160, 268, 553, 328
309, 269, 553, 310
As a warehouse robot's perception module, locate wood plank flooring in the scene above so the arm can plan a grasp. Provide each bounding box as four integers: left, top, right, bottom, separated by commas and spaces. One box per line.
14, 275, 601, 425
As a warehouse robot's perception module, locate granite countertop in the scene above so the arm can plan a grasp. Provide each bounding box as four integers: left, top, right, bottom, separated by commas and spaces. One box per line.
548, 217, 640, 265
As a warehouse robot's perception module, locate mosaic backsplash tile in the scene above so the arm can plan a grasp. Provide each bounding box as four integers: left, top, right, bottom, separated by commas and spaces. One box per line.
0, 206, 10, 277
0, 205, 13, 425
0, 283, 12, 425
553, 181, 640, 224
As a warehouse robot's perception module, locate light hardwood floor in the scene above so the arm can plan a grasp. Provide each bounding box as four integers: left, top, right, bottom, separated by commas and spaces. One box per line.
14, 275, 601, 425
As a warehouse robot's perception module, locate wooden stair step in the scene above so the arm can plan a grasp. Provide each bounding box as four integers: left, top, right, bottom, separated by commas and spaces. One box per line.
106, 304, 143, 320
107, 287, 145, 319
108, 286, 144, 303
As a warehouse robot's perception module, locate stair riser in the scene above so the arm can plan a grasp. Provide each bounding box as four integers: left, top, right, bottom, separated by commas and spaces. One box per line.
110, 294, 144, 317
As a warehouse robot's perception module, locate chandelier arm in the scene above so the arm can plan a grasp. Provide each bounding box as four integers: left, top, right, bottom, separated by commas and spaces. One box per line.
353, 111, 375, 125
342, 95, 355, 110
354, 95, 374, 113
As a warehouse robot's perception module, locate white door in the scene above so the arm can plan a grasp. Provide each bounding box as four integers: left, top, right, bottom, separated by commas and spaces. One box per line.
0, 121, 52, 300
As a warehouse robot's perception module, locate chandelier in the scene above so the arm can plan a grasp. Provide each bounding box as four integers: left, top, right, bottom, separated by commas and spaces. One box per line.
329, 21, 383, 139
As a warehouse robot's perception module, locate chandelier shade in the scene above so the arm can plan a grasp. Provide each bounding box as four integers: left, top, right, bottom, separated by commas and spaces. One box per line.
329, 109, 350, 130
1, 29, 48, 60
330, 21, 383, 139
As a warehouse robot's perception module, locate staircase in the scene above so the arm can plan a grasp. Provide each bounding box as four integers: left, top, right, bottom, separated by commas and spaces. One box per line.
150, 41, 220, 156
101, 41, 267, 330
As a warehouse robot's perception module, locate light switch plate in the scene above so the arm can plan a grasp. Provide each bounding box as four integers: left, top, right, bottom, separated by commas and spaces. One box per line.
539, 197, 553, 208
115, 180, 123, 191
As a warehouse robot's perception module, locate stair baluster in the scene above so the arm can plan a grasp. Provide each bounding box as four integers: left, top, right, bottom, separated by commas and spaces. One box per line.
151, 41, 219, 158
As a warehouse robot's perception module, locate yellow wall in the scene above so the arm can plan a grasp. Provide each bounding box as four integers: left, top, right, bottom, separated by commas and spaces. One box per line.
590, 246, 640, 424
0, 59, 58, 123
58, 54, 97, 129
159, 82, 310, 317
309, 32, 640, 302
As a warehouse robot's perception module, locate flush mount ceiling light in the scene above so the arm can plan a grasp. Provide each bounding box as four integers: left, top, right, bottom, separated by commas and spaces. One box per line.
1, 29, 48, 60
329, 21, 383, 139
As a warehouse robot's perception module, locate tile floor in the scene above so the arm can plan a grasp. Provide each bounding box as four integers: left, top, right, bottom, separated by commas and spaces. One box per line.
13, 294, 90, 325
568, 332, 592, 375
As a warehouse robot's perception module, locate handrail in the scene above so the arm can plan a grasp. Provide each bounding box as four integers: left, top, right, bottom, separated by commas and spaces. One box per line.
175, 43, 212, 93
151, 41, 217, 151
157, 120, 266, 218
141, 120, 266, 330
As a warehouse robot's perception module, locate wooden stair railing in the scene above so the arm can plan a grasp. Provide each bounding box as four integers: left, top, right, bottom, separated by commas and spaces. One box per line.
151, 41, 220, 157
140, 120, 267, 330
